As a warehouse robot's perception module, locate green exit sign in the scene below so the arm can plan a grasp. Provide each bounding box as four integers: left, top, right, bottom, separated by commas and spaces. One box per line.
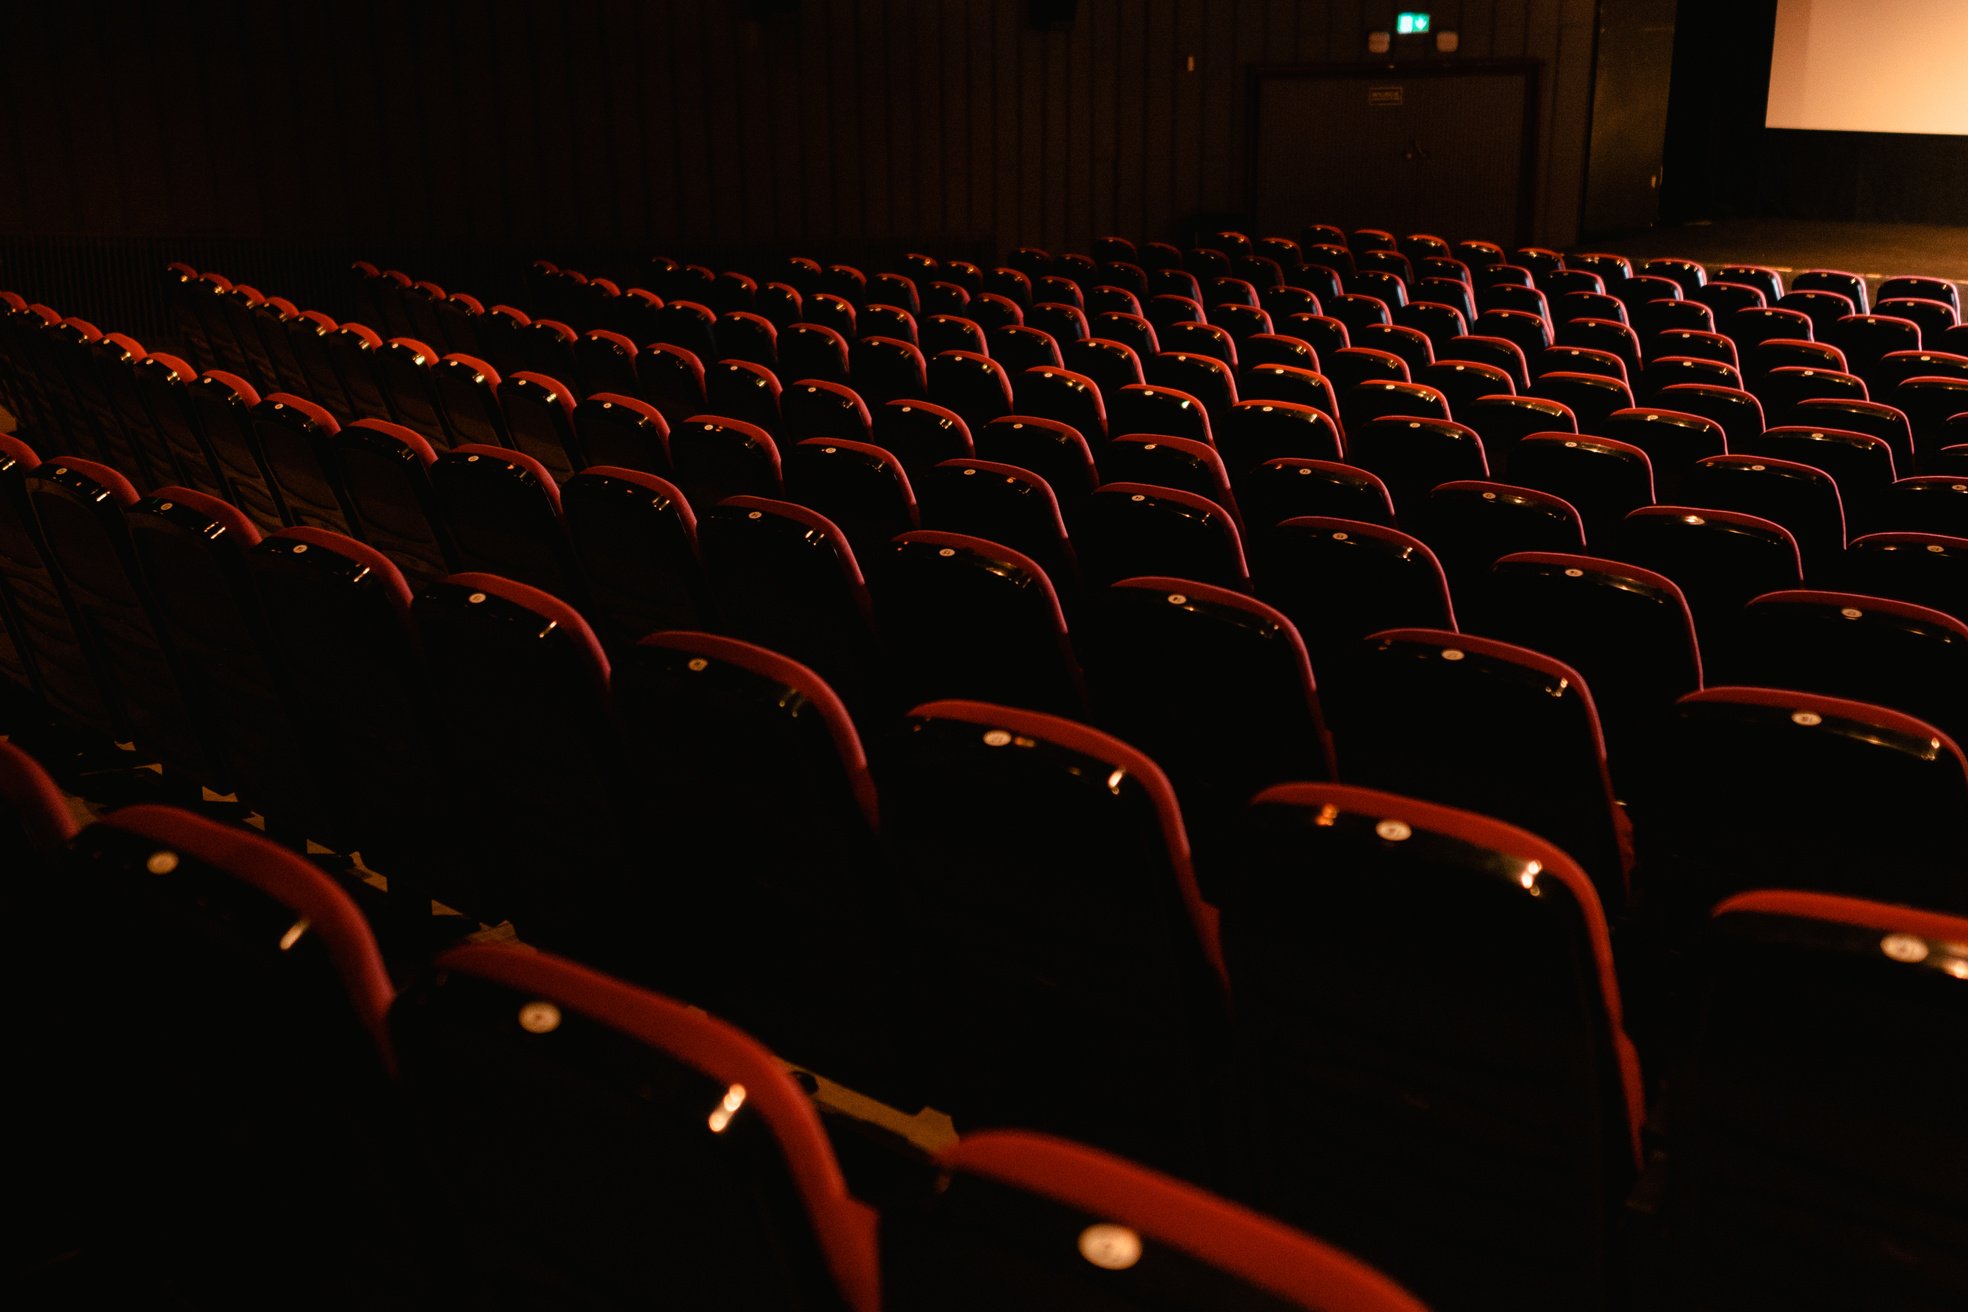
1396, 11, 1431, 34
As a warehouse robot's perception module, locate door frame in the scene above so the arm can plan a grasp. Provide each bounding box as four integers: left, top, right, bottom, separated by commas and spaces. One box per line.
1245, 60, 1544, 246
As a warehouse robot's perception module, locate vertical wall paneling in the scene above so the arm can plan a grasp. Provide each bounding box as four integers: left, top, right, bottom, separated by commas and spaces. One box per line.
1143, 1, 1178, 242
1044, 24, 1070, 253
991, 1, 1021, 256
0, 0, 1624, 344
914, 3, 946, 246
1172, 0, 1206, 234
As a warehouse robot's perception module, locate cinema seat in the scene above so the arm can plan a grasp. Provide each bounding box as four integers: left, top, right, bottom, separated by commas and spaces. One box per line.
1735, 589, 1968, 749
126, 489, 321, 821
928, 349, 1015, 429
253, 392, 355, 533
1690, 280, 1764, 317
1282, 312, 1351, 358
1345, 415, 1489, 513
882, 700, 1228, 1174
706, 359, 786, 438
1241, 458, 1396, 538
1239, 361, 1341, 419
1321, 344, 1407, 392
917, 458, 1079, 604
1062, 336, 1143, 397
1409, 480, 1586, 616
244, 527, 438, 885
783, 437, 919, 560
1683, 454, 1847, 583
846, 336, 923, 408
1149, 292, 1209, 338
1534, 370, 1633, 431
1827, 314, 1921, 392
923, 313, 987, 358
1878, 274, 1961, 316
1224, 783, 1641, 1310
1417, 357, 1517, 415
1100, 435, 1238, 519
1738, 425, 1897, 533
1338, 629, 1628, 909
47, 805, 403, 1307
881, 1129, 1426, 1312
1644, 355, 1744, 404
413, 574, 634, 948
429, 445, 584, 603
1890, 374, 1968, 466
132, 352, 229, 497
1641, 688, 1968, 924
1874, 295, 1955, 344
331, 418, 455, 586
636, 341, 711, 423
430, 352, 509, 449
1149, 352, 1238, 425
189, 370, 288, 528
1010, 366, 1110, 448
874, 399, 974, 485
715, 309, 779, 368
1087, 577, 1333, 897
1459, 393, 1572, 476
1256, 517, 1456, 688
389, 944, 880, 1311
976, 415, 1097, 519
1878, 473, 1968, 536
1077, 482, 1248, 592
668, 415, 782, 507
1658, 892, 1968, 1310
1109, 382, 1213, 446
374, 336, 448, 444
698, 496, 879, 711
1485, 551, 1701, 787
1393, 299, 1467, 356
560, 467, 709, 649
573, 392, 671, 478
0, 438, 110, 733
1217, 400, 1344, 487
1648, 326, 1737, 370
1540, 342, 1632, 384
608, 630, 918, 1102
874, 531, 1082, 716
1446, 333, 1531, 388
0, 739, 75, 878
29, 457, 211, 779
1509, 433, 1656, 552
1779, 290, 1857, 340
90, 335, 170, 486
652, 299, 720, 361
1160, 319, 1237, 366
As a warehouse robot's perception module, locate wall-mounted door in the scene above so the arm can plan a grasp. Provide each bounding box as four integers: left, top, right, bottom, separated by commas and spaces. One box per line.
1250, 62, 1540, 244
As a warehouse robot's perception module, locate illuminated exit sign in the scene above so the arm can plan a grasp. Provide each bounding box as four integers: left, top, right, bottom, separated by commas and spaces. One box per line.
1396, 11, 1432, 34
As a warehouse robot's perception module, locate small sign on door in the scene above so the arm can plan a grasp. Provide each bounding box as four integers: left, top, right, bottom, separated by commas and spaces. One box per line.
1368, 85, 1405, 107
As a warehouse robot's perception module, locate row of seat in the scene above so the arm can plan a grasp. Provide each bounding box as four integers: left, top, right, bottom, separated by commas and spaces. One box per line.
14, 277, 1968, 684
148, 255, 1968, 615
12, 736, 1962, 1310
6, 766, 1429, 1311
9, 391, 1968, 936
11, 231, 1968, 1306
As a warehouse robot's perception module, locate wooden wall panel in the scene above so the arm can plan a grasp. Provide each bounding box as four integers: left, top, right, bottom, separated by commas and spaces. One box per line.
1, 0, 1621, 334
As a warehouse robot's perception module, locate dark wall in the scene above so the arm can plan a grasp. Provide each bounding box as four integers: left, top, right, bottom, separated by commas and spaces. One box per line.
3, 0, 1604, 251
1662, 1, 1968, 224
1, 0, 1605, 335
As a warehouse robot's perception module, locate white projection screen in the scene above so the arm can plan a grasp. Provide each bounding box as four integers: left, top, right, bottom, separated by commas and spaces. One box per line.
1767, 0, 1968, 135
